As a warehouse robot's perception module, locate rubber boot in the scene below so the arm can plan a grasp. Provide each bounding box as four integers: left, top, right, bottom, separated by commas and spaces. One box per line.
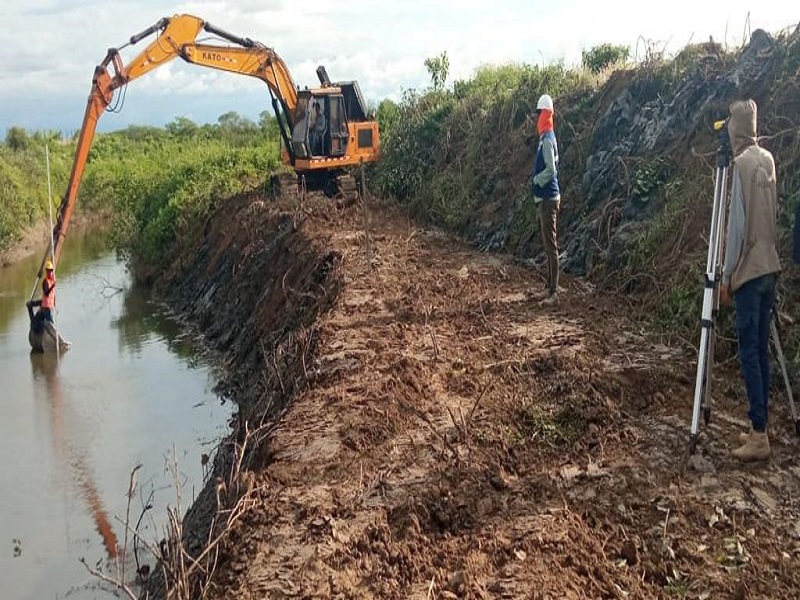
732, 431, 770, 461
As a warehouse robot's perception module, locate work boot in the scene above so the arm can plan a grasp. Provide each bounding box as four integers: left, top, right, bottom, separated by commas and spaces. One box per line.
732, 431, 770, 462
539, 290, 559, 306
738, 425, 769, 443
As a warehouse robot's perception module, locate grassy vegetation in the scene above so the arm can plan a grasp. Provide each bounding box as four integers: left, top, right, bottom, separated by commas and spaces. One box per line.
373, 60, 603, 230
622, 174, 684, 277
0, 129, 73, 252
1, 113, 280, 260
518, 403, 587, 446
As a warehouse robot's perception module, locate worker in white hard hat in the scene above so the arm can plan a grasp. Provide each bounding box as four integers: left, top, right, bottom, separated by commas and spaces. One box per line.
531, 93, 561, 302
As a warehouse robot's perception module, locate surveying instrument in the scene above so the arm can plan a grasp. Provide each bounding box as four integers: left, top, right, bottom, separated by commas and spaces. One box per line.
688, 118, 800, 454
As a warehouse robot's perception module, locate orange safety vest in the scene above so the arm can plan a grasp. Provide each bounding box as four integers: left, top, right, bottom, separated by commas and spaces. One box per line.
41, 274, 56, 309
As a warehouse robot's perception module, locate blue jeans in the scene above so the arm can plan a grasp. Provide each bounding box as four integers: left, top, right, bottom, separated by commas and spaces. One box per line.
734, 274, 776, 432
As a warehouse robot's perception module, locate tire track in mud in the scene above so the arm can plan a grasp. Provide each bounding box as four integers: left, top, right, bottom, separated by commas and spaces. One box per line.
147, 192, 800, 599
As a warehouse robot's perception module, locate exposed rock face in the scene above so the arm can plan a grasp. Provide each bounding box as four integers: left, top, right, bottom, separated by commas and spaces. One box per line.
459, 30, 787, 277
561, 30, 778, 275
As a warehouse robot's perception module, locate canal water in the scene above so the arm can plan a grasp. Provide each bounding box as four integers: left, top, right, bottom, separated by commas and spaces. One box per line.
0, 230, 230, 599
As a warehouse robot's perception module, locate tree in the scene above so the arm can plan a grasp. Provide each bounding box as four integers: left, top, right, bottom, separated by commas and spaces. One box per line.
215, 112, 259, 146
5, 126, 29, 151
581, 44, 630, 74
424, 51, 450, 91
218, 111, 257, 135
166, 116, 199, 139
259, 110, 281, 140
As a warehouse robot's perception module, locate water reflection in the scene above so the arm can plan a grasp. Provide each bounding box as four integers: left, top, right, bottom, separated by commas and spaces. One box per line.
29, 353, 119, 559
111, 281, 191, 359
0, 229, 228, 600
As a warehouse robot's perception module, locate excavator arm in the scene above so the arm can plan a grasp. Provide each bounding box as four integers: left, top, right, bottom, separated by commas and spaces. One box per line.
182, 43, 297, 124
30, 14, 299, 308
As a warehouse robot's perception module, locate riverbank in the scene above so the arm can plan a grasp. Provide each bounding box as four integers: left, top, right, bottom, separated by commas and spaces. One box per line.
0, 220, 52, 266
0, 211, 111, 267
140, 189, 800, 599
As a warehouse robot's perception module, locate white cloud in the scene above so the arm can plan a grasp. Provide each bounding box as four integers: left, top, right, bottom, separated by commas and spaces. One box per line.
1, 0, 797, 132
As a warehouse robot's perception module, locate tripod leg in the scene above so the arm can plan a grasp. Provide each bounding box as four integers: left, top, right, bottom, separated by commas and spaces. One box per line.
770, 318, 800, 436
689, 162, 729, 452
690, 327, 712, 453
703, 327, 715, 426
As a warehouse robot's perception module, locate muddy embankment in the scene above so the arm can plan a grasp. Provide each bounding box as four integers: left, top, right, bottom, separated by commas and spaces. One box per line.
463, 28, 800, 279
133, 28, 800, 599
143, 188, 800, 599
140, 193, 341, 598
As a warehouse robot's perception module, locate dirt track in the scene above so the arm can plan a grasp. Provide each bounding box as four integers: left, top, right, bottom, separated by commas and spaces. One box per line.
170, 194, 800, 599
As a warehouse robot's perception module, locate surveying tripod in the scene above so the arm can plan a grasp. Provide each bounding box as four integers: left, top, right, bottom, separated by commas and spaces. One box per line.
688, 119, 800, 454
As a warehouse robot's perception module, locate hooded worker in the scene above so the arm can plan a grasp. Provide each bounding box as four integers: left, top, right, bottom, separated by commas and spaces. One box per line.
720, 99, 781, 461
41, 259, 57, 323
531, 93, 561, 302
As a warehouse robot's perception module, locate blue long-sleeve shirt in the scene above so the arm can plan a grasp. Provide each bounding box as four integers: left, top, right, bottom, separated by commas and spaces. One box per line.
532, 133, 560, 202
533, 135, 557, 188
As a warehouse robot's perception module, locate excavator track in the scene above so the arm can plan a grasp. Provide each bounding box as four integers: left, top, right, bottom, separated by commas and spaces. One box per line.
335, 174, 359, 206
270, 172, 300, 201
270, 170, 362, 207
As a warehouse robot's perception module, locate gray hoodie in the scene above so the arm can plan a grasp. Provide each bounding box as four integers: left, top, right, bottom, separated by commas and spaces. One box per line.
722, 99, 781, 291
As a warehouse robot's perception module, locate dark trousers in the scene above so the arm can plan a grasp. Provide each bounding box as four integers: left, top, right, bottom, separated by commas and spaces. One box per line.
734, 274, 776, 433
537, 198, 560, 293
311, 132, 324, 155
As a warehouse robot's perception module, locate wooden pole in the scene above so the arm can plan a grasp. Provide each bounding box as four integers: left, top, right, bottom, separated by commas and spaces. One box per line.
46, 144, 61, 359
360, 159, 372, 267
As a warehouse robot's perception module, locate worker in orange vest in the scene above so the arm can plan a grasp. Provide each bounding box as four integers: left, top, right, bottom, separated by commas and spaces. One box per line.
40, 259, 56, 323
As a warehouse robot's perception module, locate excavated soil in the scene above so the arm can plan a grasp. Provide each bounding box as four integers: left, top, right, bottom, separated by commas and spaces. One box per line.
151, 192, 800, 600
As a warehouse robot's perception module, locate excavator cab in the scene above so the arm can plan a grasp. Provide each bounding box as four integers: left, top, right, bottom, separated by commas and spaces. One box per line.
283, 68, 379, 197
292, 91, 348, 159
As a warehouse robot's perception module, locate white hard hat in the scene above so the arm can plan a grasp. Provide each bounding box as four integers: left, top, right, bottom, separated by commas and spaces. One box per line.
536, 94, 554, 111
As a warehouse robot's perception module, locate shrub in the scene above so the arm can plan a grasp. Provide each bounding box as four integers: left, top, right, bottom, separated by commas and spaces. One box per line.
5, 126, 30, 151
0, 111, 280, 259
581, 44, 630, 74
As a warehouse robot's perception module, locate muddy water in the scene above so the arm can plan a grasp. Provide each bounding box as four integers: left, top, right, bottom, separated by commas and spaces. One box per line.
0, 230, 230, 599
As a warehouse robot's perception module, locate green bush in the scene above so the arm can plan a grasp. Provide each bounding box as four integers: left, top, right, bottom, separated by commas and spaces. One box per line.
0, 112, 279, 258
581, 44, 630, 74
374, 59, 599, 229
5, 127, 30, 151
376, 99, 401, 142
0, 136, 72, 250
101, 138, 277, 261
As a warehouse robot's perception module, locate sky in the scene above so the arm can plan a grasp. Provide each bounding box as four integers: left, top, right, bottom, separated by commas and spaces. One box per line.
1, 1, 797, 134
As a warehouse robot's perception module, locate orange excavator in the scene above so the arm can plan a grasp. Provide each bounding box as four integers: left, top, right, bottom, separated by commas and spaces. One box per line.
27, 14, 380, 351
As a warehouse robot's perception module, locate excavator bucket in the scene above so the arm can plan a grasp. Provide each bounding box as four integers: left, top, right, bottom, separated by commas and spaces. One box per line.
29, 321, 71, 354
